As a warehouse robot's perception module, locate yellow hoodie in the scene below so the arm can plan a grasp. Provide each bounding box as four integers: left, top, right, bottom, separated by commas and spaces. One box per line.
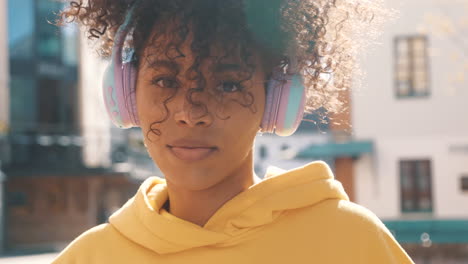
53, 161, 414, 263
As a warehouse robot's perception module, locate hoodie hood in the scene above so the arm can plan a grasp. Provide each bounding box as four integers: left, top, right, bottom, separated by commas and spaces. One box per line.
109, 161, 349, 254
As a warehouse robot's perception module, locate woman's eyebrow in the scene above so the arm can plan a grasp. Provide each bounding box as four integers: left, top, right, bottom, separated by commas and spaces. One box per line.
146, 59, 180, 74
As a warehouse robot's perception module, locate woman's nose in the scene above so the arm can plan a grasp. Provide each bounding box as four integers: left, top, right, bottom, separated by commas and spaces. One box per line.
172, 89, 213, 128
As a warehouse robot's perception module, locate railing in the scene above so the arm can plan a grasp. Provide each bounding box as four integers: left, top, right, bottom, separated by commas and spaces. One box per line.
0, 129, 156, 179
4, 132, 85, 172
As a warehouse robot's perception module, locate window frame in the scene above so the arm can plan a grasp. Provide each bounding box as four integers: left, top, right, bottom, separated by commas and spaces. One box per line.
399, 159, 434, 214
394, 35, 431, 98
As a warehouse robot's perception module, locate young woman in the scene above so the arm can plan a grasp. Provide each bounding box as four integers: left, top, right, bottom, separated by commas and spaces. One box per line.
53, 0, 414, 263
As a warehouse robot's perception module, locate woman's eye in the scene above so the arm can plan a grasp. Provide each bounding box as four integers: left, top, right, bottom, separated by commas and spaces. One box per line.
152, 77, 178, 88
216, 81, 243, 93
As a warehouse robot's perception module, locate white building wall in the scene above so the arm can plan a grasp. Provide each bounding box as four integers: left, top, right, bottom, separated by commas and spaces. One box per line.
79, 34, 112, 167
352, 0, 468, 219
254, 133, 329, 177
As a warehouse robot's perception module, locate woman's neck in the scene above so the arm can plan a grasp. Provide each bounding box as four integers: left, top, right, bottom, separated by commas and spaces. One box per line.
165, 159, 261, 227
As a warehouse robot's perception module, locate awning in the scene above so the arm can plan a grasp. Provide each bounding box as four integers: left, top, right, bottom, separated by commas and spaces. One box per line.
295, 140, 373, 159
384, 219, 468, 244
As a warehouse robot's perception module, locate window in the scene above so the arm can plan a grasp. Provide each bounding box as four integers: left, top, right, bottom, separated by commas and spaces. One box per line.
7, 0, 35, 60
38, 78, 61, 127
8, 191, 28, 207
461, 175, 468, 191
9, 77, 37, 130
394, 35, 430, 98
8, 0, 79, 133
259, 145, 268, 159
7, 189, 33, 216
36, 1, 63, 61
400, 159, 433, 213
280, 144, 290, 151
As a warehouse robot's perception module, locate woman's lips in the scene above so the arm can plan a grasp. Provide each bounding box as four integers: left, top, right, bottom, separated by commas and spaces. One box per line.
168, 146, 217, 162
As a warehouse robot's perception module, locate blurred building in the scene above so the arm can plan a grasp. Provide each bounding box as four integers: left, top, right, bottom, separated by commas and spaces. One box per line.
0, 0, 139, 253
254, 95, 373, 202
351, 0, 468, 262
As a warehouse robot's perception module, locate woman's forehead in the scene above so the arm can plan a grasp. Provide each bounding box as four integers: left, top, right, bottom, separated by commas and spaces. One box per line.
140, 29, 260, 72
141, 35, 280, 80
143, 25, 247, 57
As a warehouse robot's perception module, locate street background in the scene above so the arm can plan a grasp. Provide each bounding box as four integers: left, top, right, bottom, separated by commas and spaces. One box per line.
0, 0, 468, 263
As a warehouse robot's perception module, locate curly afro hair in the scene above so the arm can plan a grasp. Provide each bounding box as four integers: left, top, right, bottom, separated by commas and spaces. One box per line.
57, 0, 389, 129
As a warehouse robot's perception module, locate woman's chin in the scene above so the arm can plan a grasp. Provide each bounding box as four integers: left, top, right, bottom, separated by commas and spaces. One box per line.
164, 169, 224, 191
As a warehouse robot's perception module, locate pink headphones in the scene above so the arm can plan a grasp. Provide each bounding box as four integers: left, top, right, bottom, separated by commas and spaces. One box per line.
102, 3, 306, 136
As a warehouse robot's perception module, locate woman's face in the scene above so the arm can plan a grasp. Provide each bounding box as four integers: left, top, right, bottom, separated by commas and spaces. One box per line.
135, 33, 267, 191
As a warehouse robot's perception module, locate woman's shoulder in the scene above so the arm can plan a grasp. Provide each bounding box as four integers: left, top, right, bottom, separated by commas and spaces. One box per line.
51, 223, 121, 263
330, 199, 388, 228
303, 198, 393, 237
296, 199, 414, 263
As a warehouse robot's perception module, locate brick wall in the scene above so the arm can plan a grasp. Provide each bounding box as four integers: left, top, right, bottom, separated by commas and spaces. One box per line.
5, 174, 138, 251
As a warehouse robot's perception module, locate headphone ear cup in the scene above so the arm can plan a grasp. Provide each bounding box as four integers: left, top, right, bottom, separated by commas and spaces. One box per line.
261, 77, 283, 133
102, 62, 123, 128
274, 75, 306, 136
123, 61, 140, 127
260, 74, 305, 136
102, 59, 138, 129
